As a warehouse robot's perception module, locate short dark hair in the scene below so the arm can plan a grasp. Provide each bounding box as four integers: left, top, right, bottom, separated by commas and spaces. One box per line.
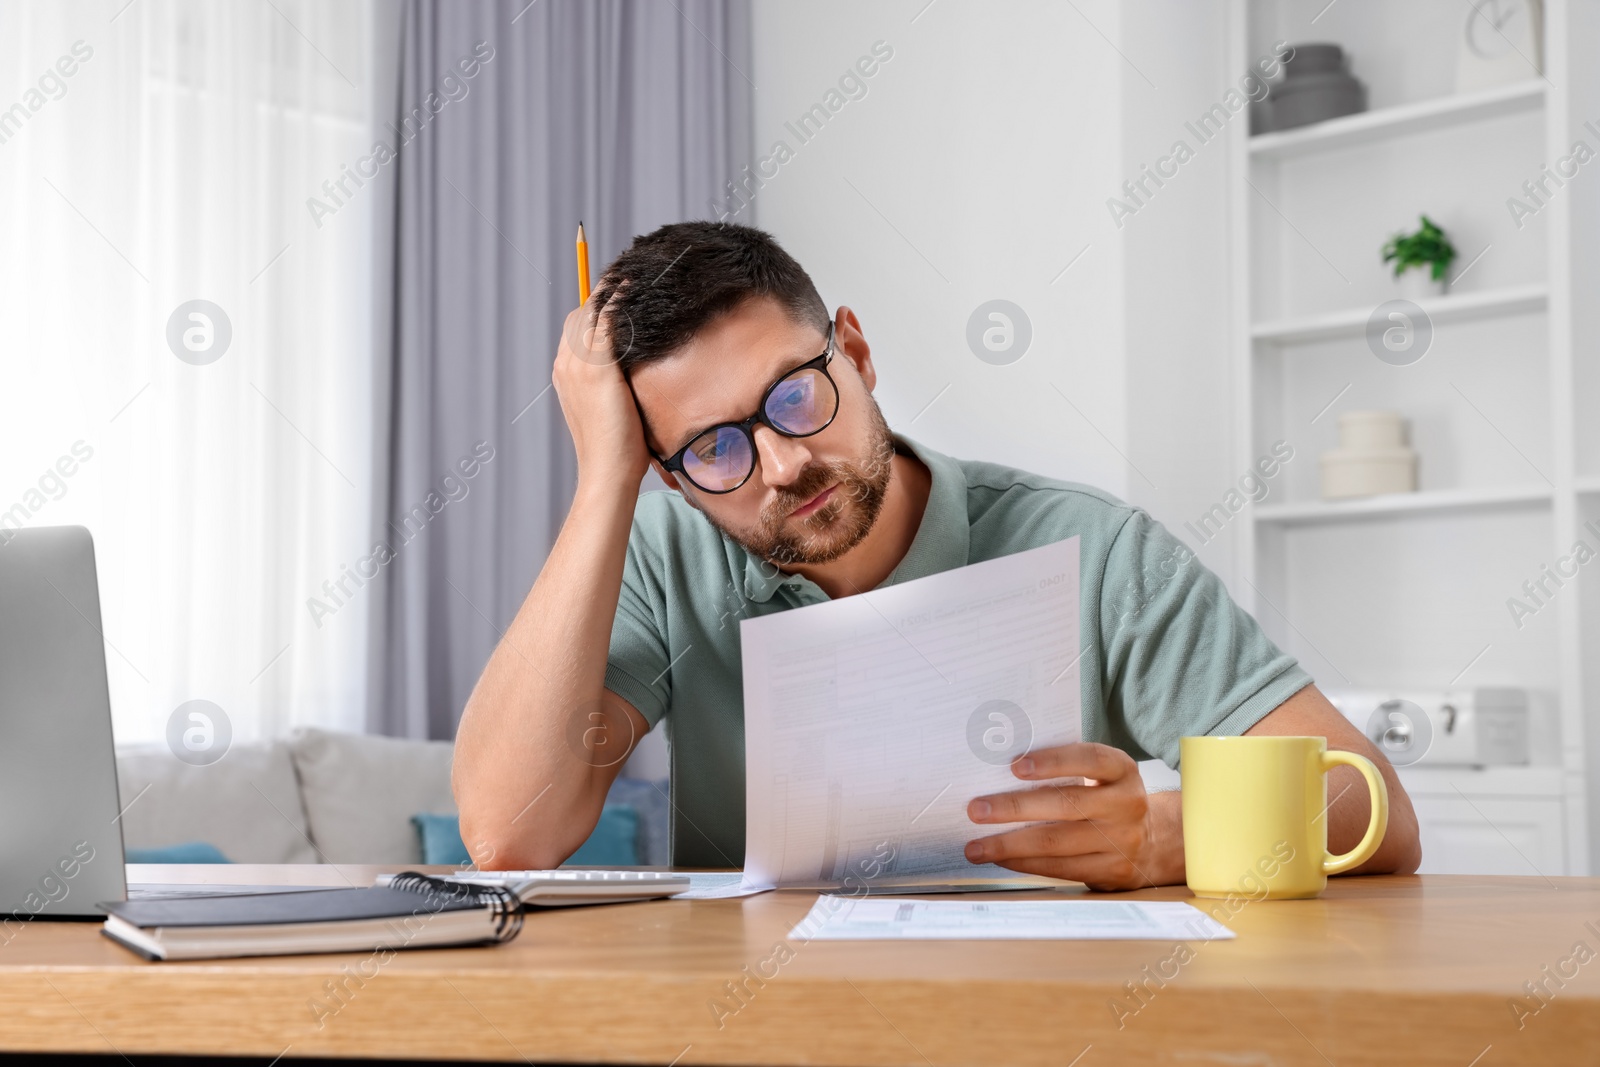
592, 221, 829, 372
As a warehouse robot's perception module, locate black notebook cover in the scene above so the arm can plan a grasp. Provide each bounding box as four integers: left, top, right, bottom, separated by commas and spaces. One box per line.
102, 886, 488, 929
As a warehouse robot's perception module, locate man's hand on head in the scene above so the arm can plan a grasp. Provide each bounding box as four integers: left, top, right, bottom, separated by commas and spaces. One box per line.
552, 302, 651, 490
964, 742, 1185, 892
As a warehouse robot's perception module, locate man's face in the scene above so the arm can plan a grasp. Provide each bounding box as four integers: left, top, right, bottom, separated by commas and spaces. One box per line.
631, 297, 894, 566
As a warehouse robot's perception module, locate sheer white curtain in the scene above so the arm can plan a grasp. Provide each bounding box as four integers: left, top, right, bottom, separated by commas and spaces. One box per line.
0, 0, 391, 745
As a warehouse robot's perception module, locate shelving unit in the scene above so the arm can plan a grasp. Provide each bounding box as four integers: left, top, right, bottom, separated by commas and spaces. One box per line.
1228, 1, 1598, 877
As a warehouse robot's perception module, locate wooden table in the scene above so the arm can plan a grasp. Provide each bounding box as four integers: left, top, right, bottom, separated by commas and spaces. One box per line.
3, 865, 1597, 1066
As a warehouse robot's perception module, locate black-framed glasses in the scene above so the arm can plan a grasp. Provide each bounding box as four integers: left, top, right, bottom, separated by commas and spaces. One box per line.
657, 323, 839, 494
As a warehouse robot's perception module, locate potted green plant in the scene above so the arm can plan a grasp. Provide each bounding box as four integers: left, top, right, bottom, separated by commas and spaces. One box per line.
1382, 215, 1456, 299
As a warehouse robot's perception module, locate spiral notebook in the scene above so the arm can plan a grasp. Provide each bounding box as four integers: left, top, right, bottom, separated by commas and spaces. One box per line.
99, 872, 523, 961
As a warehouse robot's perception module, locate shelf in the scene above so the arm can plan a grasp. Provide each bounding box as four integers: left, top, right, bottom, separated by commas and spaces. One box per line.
1249, 80, 1545, 161
1253, 485, 1553, 526
1576, 477, 1600, 495
1251, 283, 1548, 346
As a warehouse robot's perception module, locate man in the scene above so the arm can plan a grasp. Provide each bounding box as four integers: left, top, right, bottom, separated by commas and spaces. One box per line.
454, 221, 1421, 889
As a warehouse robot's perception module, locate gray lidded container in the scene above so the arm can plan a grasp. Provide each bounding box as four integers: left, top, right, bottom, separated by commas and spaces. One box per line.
1268, 43, 1367, 131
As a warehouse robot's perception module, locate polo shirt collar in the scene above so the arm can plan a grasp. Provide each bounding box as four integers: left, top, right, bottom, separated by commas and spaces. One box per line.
740, 434, 969, 602
884, 435, 970, 584
741, 553, 789, 602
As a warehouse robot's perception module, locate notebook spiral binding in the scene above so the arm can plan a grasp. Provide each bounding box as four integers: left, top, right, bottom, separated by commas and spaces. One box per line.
386, 871, 524, 943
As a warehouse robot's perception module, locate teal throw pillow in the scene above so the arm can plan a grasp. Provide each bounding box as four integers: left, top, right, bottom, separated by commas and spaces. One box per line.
124, 841, 231, 864
412, 806, 639, 867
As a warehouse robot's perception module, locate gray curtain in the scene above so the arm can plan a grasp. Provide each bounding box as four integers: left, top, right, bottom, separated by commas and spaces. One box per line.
368, 0, 753, 740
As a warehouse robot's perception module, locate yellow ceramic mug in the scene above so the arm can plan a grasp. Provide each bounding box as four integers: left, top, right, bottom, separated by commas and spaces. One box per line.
1180, 735, 1389, 900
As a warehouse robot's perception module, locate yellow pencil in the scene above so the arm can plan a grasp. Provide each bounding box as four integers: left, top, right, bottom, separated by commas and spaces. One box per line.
576, 221, 591, 305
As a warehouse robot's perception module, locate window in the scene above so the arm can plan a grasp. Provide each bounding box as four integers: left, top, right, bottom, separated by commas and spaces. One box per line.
0, 0, 384, 744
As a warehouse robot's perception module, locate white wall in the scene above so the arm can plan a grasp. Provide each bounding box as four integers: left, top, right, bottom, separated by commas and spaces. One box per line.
1116, 2, 1242, 586
748, 0, 1132, 501
748, 0, 1244, 583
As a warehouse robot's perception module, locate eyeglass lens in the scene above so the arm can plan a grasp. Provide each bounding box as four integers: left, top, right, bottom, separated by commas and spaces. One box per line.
681, 426, 754, 492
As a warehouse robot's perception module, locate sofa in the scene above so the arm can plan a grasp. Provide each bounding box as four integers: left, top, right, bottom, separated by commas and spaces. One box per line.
113, 727, 671, 867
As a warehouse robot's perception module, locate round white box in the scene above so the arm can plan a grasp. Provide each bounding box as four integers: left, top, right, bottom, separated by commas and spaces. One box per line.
1320, 447, 1417, 499
1337, 410, 1406, 451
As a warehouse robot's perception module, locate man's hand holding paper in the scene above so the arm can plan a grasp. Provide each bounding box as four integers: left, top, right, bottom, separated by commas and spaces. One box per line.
966, 741, 1182, 891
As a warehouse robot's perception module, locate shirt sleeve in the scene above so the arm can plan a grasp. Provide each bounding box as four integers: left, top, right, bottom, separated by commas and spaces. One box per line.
1093, 509, 1313, 766
603, 534, 672, 729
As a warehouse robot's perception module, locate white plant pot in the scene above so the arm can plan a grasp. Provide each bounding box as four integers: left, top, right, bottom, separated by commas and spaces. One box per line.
1396, 269, 1448, 302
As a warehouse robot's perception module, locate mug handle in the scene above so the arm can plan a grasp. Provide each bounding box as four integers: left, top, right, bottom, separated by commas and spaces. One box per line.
1319, 750, 1390, 875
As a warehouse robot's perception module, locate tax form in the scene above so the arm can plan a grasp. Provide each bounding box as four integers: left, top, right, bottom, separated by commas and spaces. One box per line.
789, 898, 1236, 941
739, 538, 1083, 891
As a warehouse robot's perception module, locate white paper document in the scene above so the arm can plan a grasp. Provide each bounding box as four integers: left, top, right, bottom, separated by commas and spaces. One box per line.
789, 898, 1236, 941
740, 537, 1083, 891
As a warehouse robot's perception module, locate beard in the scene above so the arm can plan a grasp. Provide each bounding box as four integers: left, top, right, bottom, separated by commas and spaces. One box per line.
704, 399, 896, 568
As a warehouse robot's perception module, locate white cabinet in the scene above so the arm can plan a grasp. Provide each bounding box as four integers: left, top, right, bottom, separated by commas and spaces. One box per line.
1411, 795, 1567, 876
1401, 765, 1572, 875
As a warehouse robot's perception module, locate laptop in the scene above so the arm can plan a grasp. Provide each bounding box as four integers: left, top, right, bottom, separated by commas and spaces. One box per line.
0, 527, 353, 913
0, 526, 129, 918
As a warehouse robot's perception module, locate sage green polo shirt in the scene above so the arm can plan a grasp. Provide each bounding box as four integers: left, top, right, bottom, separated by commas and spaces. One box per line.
604, 436, 1312, 867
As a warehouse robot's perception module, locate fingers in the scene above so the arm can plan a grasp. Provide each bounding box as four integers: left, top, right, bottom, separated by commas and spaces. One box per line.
968, 743, 1143, 824
967, 822, 1155, 891
966, 821, 1102, 865
966, 813, 1149, 865
1012, 741, 1136, 784
967, 782, 1131, 825
557, 303, 616, 370
988, 852, 1148, 892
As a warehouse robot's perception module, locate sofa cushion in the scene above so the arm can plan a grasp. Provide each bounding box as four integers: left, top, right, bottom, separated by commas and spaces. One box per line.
115, 741, 318, 864
289, 727, 454, 863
